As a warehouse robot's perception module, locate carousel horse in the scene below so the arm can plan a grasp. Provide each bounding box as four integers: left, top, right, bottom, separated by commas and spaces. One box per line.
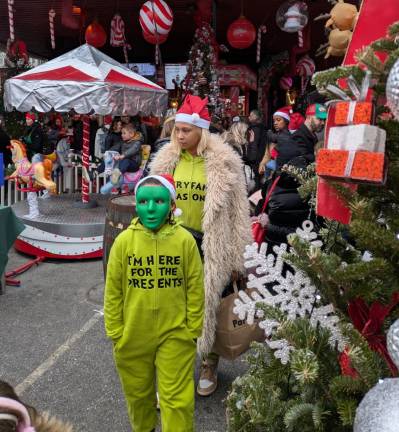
99, 150, 143, 195
8, 139, 56, 218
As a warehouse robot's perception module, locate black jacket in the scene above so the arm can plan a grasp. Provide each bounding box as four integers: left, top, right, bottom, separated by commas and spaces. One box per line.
23, 123, 44, 156
104, 131, 122, 152
291, 123, 318, 164
249, 122, 267, 164
0, 127, 12, 167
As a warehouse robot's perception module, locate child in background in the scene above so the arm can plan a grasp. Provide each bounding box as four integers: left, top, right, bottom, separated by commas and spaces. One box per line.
0, 380, 73, 432
108, 122, 143, 185
104, 174, 204, 432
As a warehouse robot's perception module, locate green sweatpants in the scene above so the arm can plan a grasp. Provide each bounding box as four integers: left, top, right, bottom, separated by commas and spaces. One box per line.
114, 327, 197, 432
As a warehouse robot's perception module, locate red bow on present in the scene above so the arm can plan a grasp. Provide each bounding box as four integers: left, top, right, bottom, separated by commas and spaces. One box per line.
347, 293, 399, 376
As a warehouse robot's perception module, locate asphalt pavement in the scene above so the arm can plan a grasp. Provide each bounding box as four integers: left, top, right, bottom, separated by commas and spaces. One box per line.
0, 249, 247, 432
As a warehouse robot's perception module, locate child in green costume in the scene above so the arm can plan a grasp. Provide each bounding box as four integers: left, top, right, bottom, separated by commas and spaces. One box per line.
104, 173, 204, 432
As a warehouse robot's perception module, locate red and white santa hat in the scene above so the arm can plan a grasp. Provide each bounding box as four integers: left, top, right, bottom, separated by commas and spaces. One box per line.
175, 94, 211, 130
273, 106, 291, 122
288, 112, 305, 133
135, 173, 183, 217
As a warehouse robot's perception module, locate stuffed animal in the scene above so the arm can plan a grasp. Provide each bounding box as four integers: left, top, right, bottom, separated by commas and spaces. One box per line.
325, 28, 352, 58
325, 0, 358, 31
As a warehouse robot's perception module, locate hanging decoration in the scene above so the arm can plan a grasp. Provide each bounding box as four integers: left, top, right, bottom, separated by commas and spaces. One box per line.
49, 9, 56, 50
139, 0, 174, 36
85, 21, 107, 48
315, 0, 358, 59
8, 0, 15, 42
227, 16, 256, 49
296, 55, 315, 94
256, 25, 267, 63
139, 0, 173, 66
110, 13, 131, 64
276, 1, 308, 48
279, 75, 293, 91
5, 39, 29, 68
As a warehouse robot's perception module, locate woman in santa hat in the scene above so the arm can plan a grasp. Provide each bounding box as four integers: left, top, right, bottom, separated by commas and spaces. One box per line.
258, 106, 292, 179
150, 94, 251, 396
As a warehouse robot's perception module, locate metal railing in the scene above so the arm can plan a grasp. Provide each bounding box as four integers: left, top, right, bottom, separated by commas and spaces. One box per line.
0, 153, 107, 207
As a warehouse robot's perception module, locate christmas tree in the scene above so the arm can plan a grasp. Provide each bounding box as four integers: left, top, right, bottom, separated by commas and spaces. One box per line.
227, 22, 399, 431
185, 22, 221, 115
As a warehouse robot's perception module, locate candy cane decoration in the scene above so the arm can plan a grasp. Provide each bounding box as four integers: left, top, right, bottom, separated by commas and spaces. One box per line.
298, 29, 303, 48
82, 115, 90, 204
110, 14, 131, 64
256, 25, 267, 63
8, 0, 15, 42
49, 9, 56, 50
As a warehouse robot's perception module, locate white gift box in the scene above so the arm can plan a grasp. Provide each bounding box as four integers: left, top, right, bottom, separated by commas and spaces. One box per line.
328, 125, 386, 153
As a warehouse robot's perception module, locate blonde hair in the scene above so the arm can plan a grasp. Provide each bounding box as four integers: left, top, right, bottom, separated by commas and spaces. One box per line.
170, 125, 212, 157
221, 121, 248, 149
160, 116, 175, 139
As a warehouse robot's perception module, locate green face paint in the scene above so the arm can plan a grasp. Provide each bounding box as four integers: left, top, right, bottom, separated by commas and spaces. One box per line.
136, 185, 172, 231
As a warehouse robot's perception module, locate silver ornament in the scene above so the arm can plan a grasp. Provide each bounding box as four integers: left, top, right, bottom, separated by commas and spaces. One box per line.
354, 379, 399, 432
387, 318, 399, 370
386, 58, 399, 119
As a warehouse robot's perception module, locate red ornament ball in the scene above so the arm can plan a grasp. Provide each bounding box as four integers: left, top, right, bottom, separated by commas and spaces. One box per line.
85, 21, 107, 48
227, 16, 256, 49
143, 31, 168, 45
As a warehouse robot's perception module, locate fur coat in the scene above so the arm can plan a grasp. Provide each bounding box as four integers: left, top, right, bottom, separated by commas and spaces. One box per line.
150, 133, 252, 354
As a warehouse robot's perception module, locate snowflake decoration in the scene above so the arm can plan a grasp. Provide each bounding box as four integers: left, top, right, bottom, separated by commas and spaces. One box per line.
233, 220, 345, 364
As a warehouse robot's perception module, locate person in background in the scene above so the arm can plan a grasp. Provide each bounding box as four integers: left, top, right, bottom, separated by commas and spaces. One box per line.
153, 116, 175, 154
248, 109, 267, 187
0, 379, 74, 431
0, 115, 12, 168
258, 107, 291, 178
131, 115, 148, 143
143, 116, 175, 178
288, 112, 305, 134
108, 123, 143, 185
104, 118, 123, 152
71, 113, 83, 153
209, 115, 224, 135
22, 112, 44, 161
94, 115, 113, 159
150, 94, 251, 397
275, 104, 326, 170
46, 115, 63, 153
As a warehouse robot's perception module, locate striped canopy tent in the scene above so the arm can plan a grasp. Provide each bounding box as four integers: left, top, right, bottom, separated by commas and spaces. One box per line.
4, 43, 168, 205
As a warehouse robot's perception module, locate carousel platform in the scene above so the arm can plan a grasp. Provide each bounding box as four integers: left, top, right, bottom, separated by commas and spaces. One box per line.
11, 193, 109, 259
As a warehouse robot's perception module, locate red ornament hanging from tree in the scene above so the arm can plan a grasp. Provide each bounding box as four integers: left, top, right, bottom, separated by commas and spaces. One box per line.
227, 16, 256, 49
85, 21, 106, 48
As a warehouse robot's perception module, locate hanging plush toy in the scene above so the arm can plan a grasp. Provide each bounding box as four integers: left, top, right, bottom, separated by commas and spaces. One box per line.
110, 13, 131, 64
325, 28, 352, 58
276, 1, 309, 48
325, 0, 358, 31
5, 39, 29, 67
315, 0, 358, 58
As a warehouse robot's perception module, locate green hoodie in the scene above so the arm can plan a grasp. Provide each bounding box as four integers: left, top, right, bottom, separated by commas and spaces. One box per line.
174, 150, 207, 233
104, 218, 204, 344
104, 218, 204, 432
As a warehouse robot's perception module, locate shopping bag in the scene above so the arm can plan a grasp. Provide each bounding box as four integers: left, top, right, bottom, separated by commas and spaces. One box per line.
212, 280, 265, 360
